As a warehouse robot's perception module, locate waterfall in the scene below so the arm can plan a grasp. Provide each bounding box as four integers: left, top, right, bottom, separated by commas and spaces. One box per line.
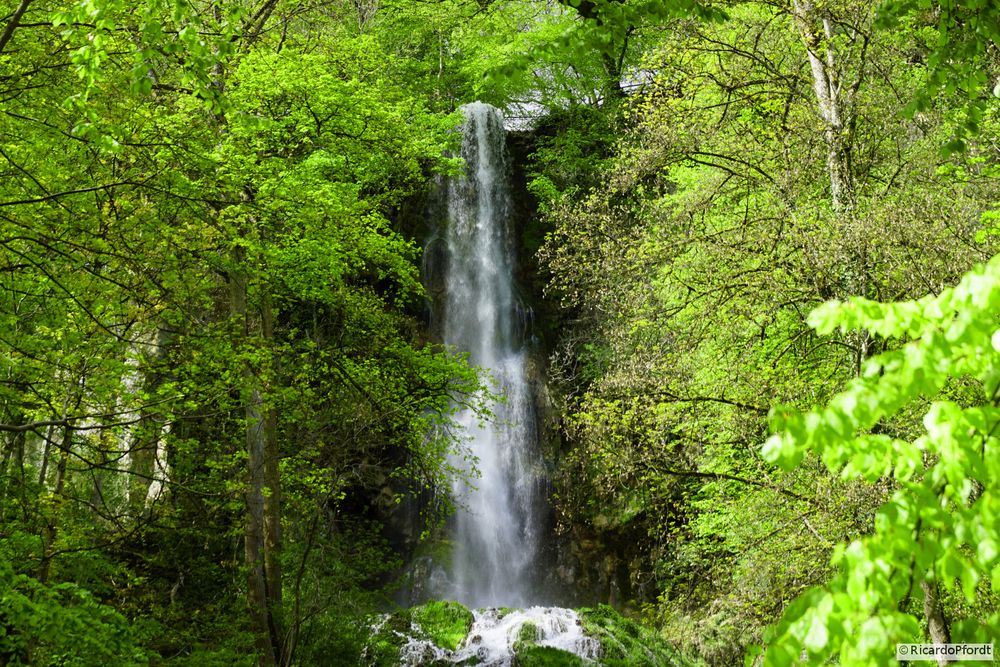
438, 102, 543, 608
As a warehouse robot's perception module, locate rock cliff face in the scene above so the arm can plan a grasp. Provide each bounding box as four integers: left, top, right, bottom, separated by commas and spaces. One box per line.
507, 129, 660, 611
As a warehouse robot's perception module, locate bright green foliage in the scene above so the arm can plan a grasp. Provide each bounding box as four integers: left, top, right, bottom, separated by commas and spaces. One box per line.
876, 0, 1000, 150
527, 106, 618, 212
452, 2, 592, 108
488, 0, 726, 106
0, 1, 484, 664
533, 0, 999, 663
52, 0, 242, 136
0, 556, 150, 666
758, 256, 1000, 664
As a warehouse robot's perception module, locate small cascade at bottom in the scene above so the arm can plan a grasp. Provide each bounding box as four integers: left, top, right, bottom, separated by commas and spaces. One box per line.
398, 607, 600, 667
362, 600, 692, 667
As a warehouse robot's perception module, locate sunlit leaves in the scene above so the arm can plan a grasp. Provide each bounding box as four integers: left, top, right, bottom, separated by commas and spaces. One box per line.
55, 0, 242, 112
874, 0, 1000, 154
760, 255, 1000, 664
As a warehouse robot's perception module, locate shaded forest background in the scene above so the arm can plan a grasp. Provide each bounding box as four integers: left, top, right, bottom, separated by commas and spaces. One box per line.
0, 0, 998, 665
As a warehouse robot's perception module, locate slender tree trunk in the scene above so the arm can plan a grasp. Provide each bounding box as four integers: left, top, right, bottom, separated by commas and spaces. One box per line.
38, 426, 72, 584
232, 264, 272, 666
245, 384, 274, 666
0, 431, 12, 504
792, 0, 855, 214
231, 256, 283, 667
259, 292, 285, 666
792, 0, 871, 372
37, 424, 53, 487
0, 418, 25, 523
922, 579, 951, 666
89, 430, 111, 521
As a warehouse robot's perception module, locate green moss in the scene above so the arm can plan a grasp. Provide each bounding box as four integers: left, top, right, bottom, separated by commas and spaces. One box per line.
517, 620, 542, 644
579, 605, 696, 667
359, 611, 412, 667
514, 644, 587, 667
410, 600, 474, 651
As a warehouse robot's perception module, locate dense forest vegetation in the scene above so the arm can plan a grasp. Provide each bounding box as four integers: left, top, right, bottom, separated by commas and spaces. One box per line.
0, 0, 998, 665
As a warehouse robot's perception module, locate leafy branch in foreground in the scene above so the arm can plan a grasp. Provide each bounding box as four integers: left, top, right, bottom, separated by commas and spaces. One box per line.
756, 255, 1000, 665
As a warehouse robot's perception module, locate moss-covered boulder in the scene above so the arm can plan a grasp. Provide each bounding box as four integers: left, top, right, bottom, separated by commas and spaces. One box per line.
411, 601, 475, 651
510, 620, 585, 667
360, 600, 475, 666
579, 605, 695, 666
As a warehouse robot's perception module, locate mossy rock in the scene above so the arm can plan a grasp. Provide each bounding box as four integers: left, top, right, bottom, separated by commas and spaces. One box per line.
410, 600, 474, 651
510, 618, 585, 666
360, 611, 412, 667
579, 605, 692, 667
514, 644, 587, 667
516, 620, 542, 644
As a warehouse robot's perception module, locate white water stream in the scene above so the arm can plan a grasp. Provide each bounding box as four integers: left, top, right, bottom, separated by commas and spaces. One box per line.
437, 102, 543, 609
407, 103, 602, 666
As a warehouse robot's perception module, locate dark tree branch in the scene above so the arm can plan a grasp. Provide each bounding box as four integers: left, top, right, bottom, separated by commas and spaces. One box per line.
0, 0, 33, 55
0, 182, 138, 207
651, 464, 816, 505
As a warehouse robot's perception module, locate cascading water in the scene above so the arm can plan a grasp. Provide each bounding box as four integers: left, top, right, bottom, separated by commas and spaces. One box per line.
399, 102, 605, 666
388, 102, 696, 667
437, 102, 543, 609
399, 607, 601, 667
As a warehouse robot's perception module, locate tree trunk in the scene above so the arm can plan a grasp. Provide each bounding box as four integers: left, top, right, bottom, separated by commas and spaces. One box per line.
259, 293, 284, 666
245, 384, 275, 666
38, 426, 72, 584
0, 419, 25, 523
792, 0, 855, 214
792, 0, 871, 372
922, 579, 951, 666
37, 424, 53, 487
231, 258, 282, 667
